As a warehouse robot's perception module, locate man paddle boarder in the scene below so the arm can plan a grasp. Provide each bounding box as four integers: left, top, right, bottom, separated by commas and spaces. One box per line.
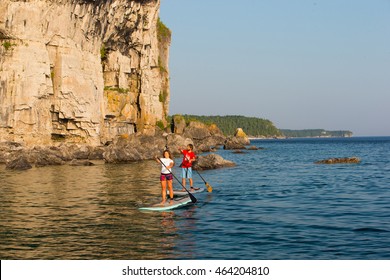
179, 144, 199, 191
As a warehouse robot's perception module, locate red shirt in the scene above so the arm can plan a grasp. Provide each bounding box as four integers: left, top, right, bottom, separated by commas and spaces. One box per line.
181, 150, 195, 168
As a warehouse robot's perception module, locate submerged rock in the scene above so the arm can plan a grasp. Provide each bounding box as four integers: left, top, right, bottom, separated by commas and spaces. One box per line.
315, 157, 361, 164
69, 159, 95, 166
247, 146, 263, 150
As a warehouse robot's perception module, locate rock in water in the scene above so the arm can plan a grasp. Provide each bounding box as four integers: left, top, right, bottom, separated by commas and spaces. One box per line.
223, 137, 247, 150
194, 154, 236, 170
6, 156, 32, 170
220, 128, 251, 150
234, 128, 250, 145
234, 128, 247, 138
248, 146, 262, 150
69, 159, 95, 166
315, 157, 361, 164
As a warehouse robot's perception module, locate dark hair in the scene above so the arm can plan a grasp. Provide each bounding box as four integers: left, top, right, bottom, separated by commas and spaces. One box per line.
188, 144, 194, 150
163, 150, 173, 160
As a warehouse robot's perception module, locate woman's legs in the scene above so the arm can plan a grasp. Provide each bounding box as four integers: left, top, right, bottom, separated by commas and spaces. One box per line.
167, 179, 174, 201
161, 179, 167, 204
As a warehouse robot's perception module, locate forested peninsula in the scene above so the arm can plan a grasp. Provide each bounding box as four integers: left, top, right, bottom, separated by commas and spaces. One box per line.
281, 129, 353, 138
175, 115, 352, 138
176, 115, 282, 138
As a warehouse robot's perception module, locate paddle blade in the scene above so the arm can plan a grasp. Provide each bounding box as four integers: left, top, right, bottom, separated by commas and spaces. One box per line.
205, 182, 213, 192
189, 192, 197, 203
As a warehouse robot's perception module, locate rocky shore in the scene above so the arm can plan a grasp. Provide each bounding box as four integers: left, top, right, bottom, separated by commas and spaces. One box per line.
1, 120, 248, 170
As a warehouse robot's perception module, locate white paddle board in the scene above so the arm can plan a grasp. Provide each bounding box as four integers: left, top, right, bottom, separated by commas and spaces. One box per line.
139, 196, 192, 211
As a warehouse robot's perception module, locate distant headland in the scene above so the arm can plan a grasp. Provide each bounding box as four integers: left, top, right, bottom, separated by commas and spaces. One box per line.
280, 129, 352, 138
174, 115, 353, 138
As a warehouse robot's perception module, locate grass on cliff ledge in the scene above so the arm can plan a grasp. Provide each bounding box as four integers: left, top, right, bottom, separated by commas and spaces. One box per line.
2, 41, 14, 51
104, 86, 129, 94
157, 18, 171, 43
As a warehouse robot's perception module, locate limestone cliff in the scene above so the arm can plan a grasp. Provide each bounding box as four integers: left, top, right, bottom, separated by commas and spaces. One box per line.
0, 0, 170, 145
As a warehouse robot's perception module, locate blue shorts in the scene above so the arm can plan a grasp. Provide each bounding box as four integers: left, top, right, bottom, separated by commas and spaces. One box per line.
160, 173, 173, 181
181, 167, 193, 179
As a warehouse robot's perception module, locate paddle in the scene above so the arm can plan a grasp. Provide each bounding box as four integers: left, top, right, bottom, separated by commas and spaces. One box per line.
156, 157, 197, 203
195, 169, 213, 192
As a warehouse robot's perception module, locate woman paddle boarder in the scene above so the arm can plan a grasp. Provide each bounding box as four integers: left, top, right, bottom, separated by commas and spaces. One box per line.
155, 150, 174, 205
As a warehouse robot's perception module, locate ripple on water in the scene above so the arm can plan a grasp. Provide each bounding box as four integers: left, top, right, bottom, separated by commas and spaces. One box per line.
1, 137, 390, 259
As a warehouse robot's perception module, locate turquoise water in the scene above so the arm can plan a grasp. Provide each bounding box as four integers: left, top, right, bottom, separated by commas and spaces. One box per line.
1, 137, 390, 259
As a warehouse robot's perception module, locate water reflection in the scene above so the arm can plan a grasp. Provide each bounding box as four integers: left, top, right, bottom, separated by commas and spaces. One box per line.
0, 161, 195, 259
173, 207, 197, 259
4, 137, 390, 259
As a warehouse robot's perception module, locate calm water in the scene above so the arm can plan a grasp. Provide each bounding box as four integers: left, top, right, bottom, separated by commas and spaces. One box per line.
1, 137, 390, 259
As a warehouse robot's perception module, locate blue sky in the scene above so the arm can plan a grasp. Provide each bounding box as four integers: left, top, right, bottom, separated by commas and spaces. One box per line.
160, 0, 390, 136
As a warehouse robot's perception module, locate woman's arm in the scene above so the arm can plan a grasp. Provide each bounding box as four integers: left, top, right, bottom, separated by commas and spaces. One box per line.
168, 160, 175, 169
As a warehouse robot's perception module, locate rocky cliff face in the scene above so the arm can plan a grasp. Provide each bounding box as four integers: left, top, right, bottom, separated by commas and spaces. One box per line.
0, 0, 170, 145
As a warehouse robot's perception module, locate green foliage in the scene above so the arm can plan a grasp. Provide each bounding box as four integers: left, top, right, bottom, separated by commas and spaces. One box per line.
159, 90, 168, 103
100, 44, 107, 61
2, 41, 13, 51
104, 86, 129, 94
157, 18, 171, 43
179, 115, 282, 137
156, 120, 165, 130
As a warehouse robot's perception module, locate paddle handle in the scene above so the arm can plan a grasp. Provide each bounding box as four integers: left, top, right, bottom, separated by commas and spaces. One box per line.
196, 169, 207, 183
195, 169, 213, 192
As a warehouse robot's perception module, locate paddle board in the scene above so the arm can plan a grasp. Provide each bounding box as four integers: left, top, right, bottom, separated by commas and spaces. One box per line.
139, 196, 192, 211
168, 187, 205, 197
